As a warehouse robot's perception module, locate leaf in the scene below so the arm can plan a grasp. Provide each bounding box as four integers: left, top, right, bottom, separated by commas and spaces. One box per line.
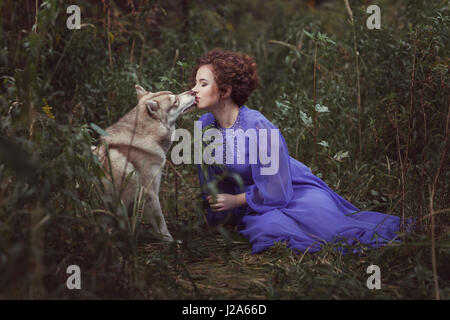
176, 60, 188, 68
333, 151, 350, 162
317, 32, 337, 46
303, 30, 315, 40
318, 140, 329, 147
315, 104, 330, 113
275, 100, 291, 110
300, 111, 313, 127
90, 123, 109, 136
108, 32, 114, 43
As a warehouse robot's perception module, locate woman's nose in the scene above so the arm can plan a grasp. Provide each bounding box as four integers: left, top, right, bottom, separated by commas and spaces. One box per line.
188, 90, 196, 96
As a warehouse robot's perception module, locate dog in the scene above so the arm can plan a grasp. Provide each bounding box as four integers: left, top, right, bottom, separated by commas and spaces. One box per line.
92, 85, 196, 242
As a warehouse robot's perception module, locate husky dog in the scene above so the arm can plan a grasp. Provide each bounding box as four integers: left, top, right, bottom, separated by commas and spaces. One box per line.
92, 85, 196, 242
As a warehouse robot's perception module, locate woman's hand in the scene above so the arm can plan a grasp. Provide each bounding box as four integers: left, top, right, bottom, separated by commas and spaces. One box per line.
207, 193, 240, 212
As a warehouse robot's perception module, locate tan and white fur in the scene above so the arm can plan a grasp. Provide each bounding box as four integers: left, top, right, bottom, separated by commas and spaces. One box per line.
92, 85, 196, 242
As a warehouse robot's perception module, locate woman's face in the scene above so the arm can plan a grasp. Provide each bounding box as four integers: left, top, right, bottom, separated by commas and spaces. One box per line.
191, 64, 221, 111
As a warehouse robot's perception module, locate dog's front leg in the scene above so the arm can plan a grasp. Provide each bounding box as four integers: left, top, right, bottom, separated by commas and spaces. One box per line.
143, 192, 174, 242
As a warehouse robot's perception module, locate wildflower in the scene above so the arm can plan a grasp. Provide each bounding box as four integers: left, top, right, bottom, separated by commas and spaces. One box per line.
42, 98, 55, 119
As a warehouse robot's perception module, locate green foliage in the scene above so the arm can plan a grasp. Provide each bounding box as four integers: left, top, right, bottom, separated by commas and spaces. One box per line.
0, 0, 448, 299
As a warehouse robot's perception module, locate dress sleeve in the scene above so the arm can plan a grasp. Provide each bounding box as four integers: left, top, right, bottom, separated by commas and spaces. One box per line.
245, 117, 294, 213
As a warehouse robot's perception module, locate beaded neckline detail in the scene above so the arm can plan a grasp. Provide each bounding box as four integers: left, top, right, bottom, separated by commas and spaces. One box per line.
213, 107, 243, 165
213, 107, 242, 131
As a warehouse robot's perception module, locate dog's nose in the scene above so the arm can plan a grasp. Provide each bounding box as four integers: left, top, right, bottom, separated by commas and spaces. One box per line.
188, 90, 196, 96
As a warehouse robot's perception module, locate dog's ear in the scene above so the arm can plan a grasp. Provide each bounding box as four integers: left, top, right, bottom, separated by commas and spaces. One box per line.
135, 84, 148, 101
145, 100, 159, 119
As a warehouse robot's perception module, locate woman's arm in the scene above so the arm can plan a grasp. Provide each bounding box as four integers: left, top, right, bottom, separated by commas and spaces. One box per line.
207, 192, 247, 212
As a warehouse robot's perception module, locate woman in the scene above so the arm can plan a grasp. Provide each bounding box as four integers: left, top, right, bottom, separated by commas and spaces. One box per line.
190, 48, 404, 254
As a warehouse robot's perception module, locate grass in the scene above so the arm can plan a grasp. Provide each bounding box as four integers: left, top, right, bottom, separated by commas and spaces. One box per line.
109, 171, 449, 301
133, 219, 450, 300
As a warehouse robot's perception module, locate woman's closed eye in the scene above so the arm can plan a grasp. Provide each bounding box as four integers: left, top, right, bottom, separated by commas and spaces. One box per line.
195, 80, 208, 87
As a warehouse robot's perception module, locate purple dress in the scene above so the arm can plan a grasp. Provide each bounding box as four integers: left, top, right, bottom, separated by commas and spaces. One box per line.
196, 106, 403, 254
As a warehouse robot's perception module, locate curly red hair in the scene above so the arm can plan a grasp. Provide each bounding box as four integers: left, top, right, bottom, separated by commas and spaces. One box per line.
189, 48, 259, 106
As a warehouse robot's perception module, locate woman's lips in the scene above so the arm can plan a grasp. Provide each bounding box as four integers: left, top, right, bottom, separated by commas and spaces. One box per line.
194, 97, 200, 105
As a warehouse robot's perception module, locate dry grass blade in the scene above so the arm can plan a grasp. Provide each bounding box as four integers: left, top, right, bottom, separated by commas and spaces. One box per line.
344, 0, 354, 23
